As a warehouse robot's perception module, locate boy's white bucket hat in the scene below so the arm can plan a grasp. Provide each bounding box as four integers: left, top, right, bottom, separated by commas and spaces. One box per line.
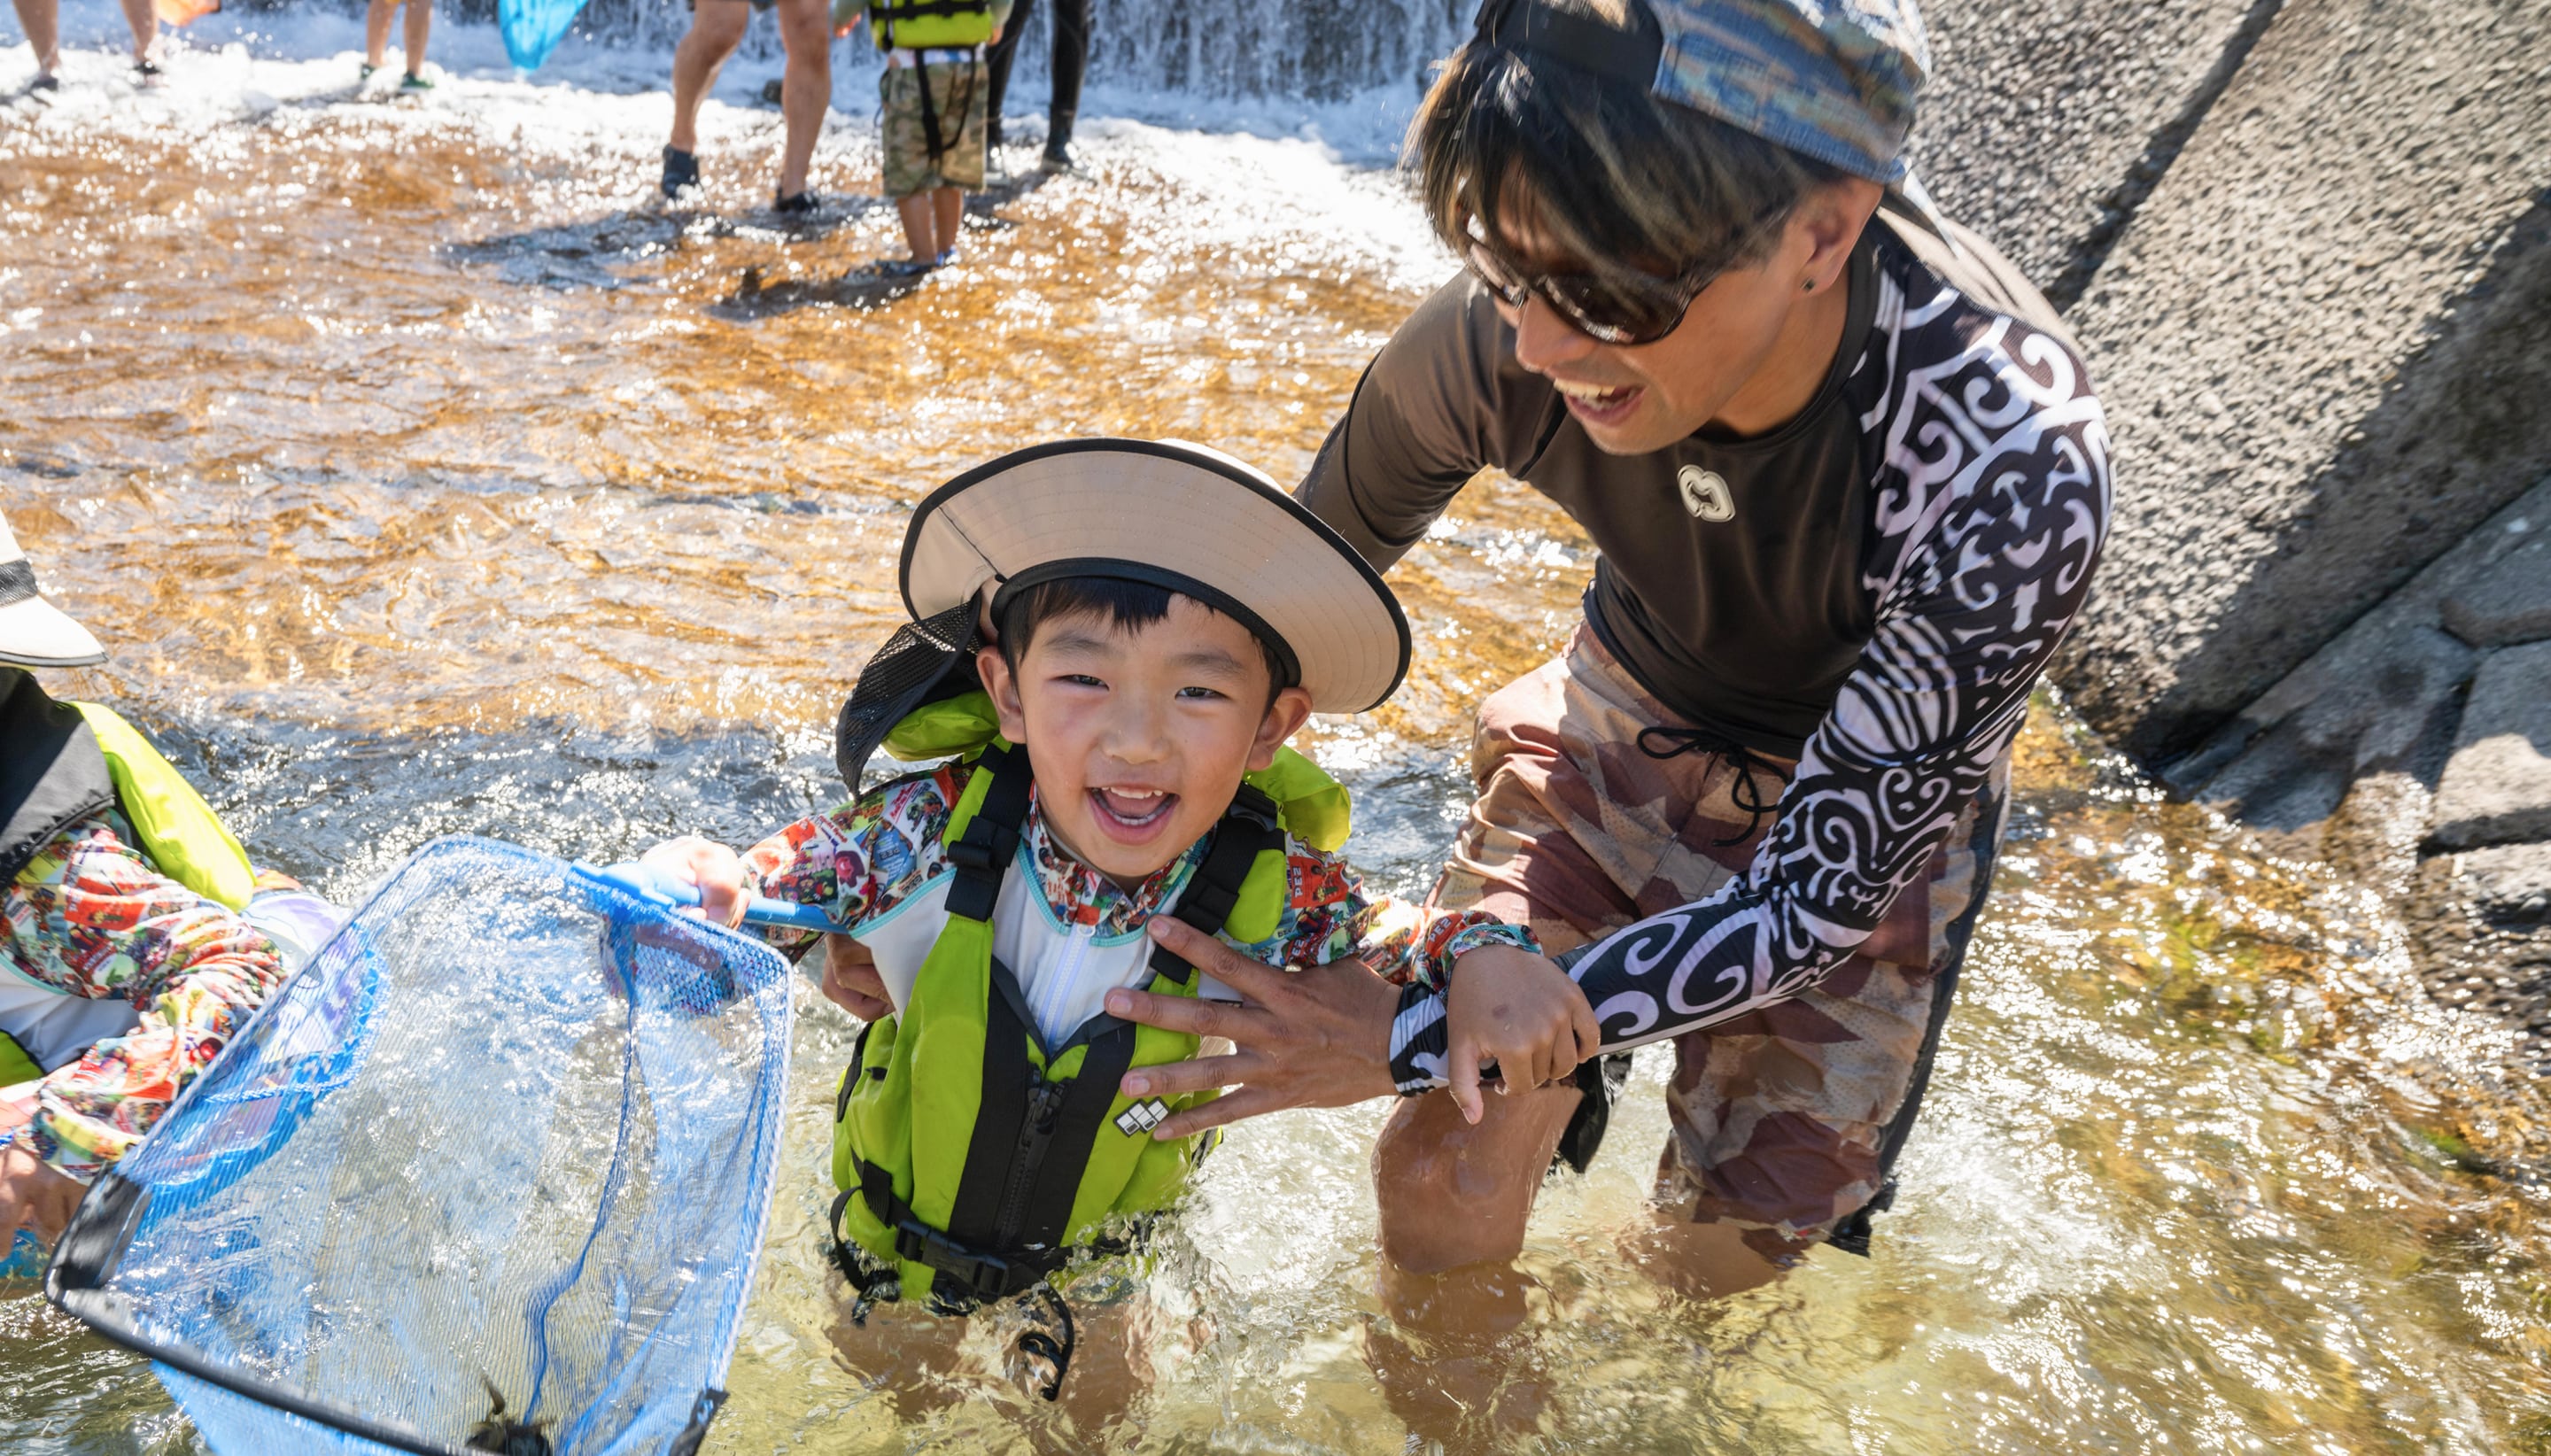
903, 438, 1411, 714
0, 510, 106, 670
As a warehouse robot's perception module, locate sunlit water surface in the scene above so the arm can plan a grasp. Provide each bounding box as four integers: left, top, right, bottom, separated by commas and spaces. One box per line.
6, 35, 2551, 1456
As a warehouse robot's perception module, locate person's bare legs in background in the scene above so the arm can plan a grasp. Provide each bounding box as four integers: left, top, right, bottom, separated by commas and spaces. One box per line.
663, 0, 830, 205
364, 0, 433, 87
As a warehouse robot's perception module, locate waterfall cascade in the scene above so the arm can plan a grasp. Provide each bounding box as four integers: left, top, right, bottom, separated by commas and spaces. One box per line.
236, 0, 1469, 100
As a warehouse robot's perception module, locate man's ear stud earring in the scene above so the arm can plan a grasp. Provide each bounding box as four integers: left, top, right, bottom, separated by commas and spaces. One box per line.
1803, 279, 1815, 292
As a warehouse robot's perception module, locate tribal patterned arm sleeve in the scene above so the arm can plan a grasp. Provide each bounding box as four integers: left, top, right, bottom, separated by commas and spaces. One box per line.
1570, 321, 2111, 1056
1387, 309, 2110, 1090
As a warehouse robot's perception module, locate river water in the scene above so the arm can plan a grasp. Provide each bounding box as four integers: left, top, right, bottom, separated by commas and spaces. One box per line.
6, 23, 2551, 1455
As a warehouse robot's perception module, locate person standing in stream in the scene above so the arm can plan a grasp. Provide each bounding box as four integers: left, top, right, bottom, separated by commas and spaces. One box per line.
1066, 0, 2114, 1398
660, 0, 836, 213
978, 0, 1086, 173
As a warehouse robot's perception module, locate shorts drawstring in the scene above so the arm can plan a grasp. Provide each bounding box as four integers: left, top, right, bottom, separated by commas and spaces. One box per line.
1634, 724, 1791, 845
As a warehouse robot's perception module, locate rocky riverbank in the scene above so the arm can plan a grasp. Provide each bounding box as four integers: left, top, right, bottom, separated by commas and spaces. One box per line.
1912, 0, 2551, 1046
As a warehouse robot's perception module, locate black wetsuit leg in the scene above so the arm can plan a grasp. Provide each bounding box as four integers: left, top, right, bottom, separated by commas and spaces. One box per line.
982, 0, 1035, 151
1045, 0, 1088, 150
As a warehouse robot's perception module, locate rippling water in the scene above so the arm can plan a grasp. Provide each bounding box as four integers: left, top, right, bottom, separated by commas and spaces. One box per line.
6, 34, 2551, 1455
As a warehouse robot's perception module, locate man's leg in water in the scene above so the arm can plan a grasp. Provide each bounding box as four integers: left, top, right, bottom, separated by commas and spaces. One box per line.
933, 186, 961, 254
364, 0, 392, 70
12, 0, 59, 78
114, 0, 154, 66
403, 0, 430, 76
669, 1, 750, 160
1370, 625, 1996, 1439
980, 0, 1034, 150
1042, 0, 1087, 155
771, 0, 831, 199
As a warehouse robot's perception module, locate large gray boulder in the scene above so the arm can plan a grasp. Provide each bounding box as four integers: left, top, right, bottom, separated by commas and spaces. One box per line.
2048, 0, 2551, 769
2433, 640, 2551, 850
1912, 0, 2276, 300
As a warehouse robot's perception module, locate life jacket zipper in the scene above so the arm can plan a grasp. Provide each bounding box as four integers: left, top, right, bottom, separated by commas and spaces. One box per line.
993, 1065, 1069, 1251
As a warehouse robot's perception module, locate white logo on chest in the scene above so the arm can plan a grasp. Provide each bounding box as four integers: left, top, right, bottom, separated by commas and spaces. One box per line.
1679, 466, 1735, 523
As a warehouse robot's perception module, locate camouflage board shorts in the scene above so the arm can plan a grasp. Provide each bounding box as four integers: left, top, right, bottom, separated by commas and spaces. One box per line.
1426, 626, 2012, 1261
880, 59, 988, 199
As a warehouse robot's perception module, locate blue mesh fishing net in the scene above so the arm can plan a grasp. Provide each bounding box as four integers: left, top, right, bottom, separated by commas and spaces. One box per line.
49, 836, 795, 1456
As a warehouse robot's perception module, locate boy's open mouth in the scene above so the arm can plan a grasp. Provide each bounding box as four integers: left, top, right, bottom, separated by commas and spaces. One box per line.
1090, 786, 1177, 832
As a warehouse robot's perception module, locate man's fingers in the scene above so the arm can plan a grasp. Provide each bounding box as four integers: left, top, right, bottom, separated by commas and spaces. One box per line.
1150, 1084, 1283, 1141
1145, 918, 1289, 1001
1572, 994, 1603, 1063
1119, 1050, 1249, 1101
1105, 982, 1240, 1039
1447, 1029, 1484, 1125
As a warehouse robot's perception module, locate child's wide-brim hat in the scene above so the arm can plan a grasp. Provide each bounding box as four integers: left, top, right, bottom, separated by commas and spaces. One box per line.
0, 510, 106, 670
902, 438, 1410, 715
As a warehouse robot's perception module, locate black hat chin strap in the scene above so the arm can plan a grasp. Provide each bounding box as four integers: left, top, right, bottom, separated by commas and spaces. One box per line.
1470, 0, 1663, 85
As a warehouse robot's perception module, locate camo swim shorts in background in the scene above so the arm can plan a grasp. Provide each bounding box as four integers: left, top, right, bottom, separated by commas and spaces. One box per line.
880, 59, 988, 199
1425, 624, 2012, 1264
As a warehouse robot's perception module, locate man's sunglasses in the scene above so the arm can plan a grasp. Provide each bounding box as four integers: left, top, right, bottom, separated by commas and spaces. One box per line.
1461, 214, 1725, 346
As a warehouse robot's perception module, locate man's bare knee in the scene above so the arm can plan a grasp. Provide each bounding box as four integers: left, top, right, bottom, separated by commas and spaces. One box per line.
1373, 1085, 1578, 1274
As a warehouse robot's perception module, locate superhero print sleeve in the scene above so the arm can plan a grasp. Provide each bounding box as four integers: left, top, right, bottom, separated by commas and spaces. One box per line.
740, 761, 969, 956
1229, 837, 1539, 984
1, 813, 290, 1181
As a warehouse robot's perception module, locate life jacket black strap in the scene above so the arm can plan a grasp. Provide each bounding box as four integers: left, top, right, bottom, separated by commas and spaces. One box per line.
945, 743, 1032, 923
853, 1155, 1062, 1302
944, 949, 1037, 1265
1144, 782, 1282, 987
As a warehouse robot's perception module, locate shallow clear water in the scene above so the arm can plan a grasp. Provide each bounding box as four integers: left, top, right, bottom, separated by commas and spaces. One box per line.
6, 30, 2551, 1456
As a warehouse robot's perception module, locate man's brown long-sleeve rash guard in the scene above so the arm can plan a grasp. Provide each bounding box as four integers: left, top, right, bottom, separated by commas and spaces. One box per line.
1303, 219, 2114, 1088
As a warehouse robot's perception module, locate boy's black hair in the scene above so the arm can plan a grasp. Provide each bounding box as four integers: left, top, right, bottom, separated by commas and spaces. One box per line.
996, 577, 1291, 706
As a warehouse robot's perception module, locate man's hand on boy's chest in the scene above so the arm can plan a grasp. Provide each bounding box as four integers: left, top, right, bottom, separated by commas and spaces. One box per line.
1100, 918, 1402, 1139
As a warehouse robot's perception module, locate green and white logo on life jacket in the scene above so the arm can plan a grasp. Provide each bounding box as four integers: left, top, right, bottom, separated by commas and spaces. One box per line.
829, 696, 1347, 1309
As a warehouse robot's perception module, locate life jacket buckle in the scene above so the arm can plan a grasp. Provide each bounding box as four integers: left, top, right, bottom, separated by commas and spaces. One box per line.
894, 1219, 1017, 1300
1224, 784, 1280, 836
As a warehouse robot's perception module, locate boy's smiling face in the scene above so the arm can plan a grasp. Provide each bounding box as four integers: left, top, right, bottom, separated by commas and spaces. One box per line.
978, 595, 1313, 889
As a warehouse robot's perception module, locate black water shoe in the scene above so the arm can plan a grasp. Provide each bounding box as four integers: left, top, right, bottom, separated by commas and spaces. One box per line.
660, 146, 701, 199
772, 189, 821, 217
1038, 142, 1074, 174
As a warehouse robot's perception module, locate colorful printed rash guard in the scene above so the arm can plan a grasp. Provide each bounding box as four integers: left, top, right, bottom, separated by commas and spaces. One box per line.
2, 811, 291, 1181
740, 757, 1537, 1035
1300, 213, 2113, 1092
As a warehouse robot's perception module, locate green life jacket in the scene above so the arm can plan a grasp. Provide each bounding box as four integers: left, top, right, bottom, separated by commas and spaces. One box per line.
865, 0, 996, 52
0, 671, 258, 1084
828, 704, 1348, 1307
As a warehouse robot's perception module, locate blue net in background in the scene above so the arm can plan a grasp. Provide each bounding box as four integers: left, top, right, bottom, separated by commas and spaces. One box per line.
49, 836, 796, 1456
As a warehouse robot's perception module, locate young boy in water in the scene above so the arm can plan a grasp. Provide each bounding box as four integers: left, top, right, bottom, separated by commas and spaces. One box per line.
644, 439, 1595, 1406
834, 0, 1010, 271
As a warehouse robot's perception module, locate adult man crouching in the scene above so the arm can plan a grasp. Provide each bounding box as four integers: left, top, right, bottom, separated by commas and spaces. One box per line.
1105, 0, 2112, 1333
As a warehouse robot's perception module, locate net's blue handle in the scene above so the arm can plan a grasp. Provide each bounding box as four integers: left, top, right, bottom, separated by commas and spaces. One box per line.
583, 861, 841, 935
